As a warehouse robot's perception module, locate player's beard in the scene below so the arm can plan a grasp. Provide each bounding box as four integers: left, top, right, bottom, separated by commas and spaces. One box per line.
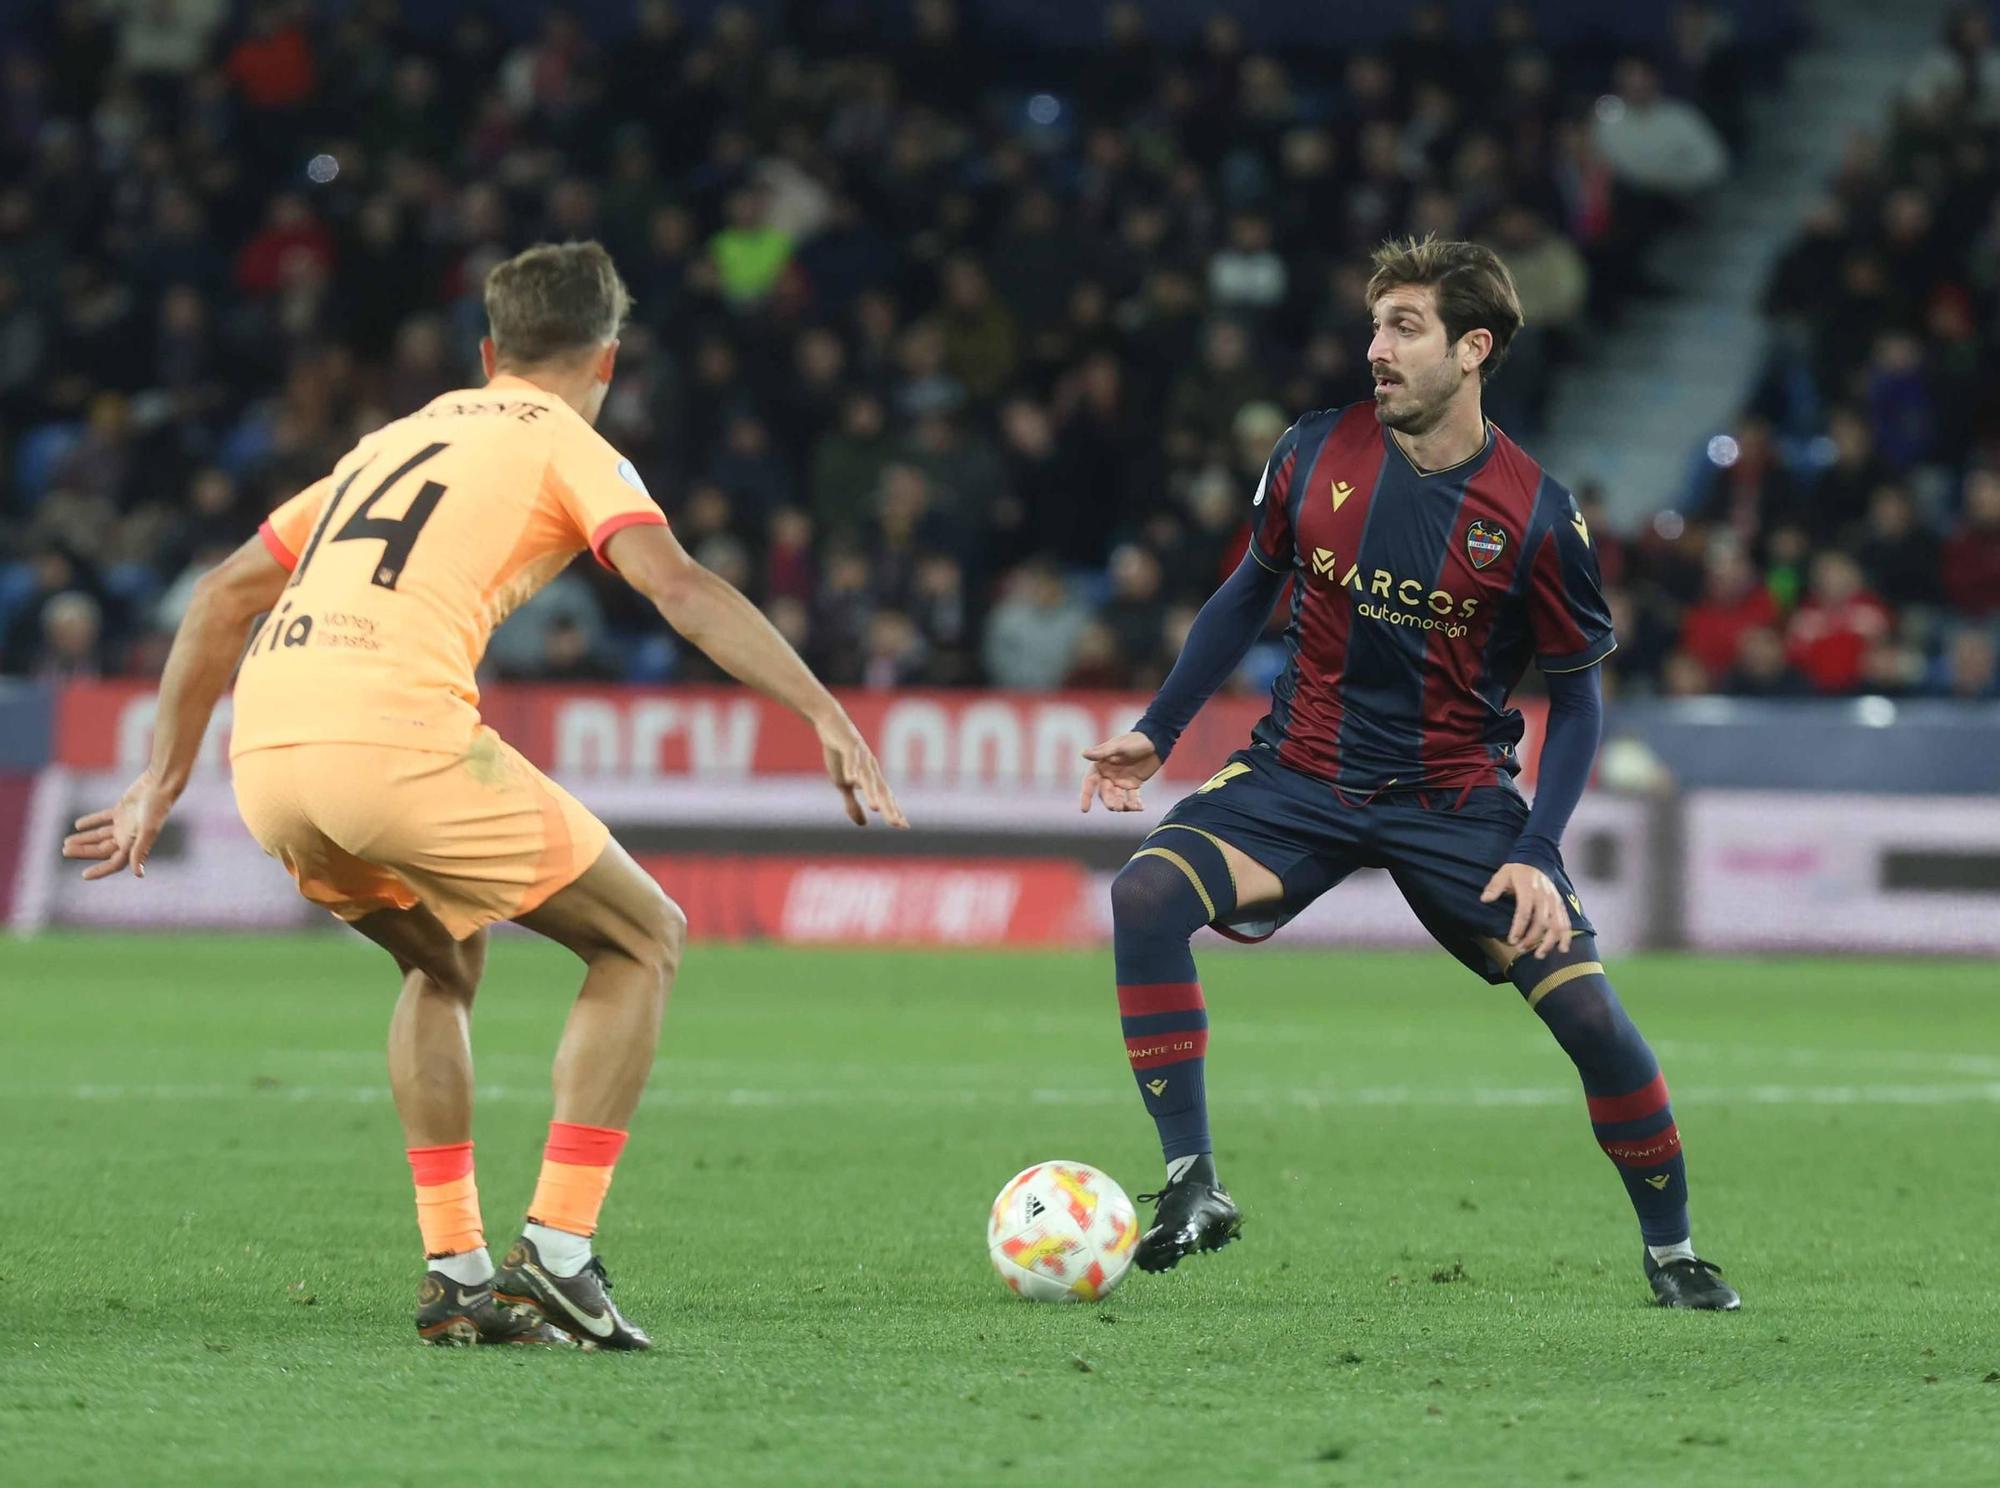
1373, 352, 1463, 435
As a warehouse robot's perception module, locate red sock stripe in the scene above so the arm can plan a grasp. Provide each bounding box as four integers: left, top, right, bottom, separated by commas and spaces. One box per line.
544, 1121, 629, 1168
1586, 1072, 1671, 1125
1126, 1028, 1209, 1070
1598, 1123, 1682, 1169
407, 1140, 473, 1187
1116, 982, 1205, 1018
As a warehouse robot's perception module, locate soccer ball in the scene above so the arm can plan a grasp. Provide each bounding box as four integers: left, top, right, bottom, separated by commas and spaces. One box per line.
987, 1161, 1139, 1302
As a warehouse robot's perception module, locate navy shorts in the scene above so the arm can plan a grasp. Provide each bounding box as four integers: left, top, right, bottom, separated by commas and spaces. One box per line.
1157, 745, 1594, 985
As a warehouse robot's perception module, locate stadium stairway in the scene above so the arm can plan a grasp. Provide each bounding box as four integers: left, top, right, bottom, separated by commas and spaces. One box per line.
1539, 0, 1957, 528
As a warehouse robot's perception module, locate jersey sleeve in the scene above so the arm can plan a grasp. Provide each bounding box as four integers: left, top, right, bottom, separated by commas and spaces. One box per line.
257, 476, 333, 572
1527, 485, 1617, 672
1248, 423, 1302, 572
543, 414, 669, 569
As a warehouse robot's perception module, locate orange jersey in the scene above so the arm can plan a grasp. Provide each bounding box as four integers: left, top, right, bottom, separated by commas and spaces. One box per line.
232, 374, 665, 757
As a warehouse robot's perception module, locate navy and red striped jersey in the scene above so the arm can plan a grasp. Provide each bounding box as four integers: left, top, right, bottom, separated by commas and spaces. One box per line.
1244, 401, 1614, 793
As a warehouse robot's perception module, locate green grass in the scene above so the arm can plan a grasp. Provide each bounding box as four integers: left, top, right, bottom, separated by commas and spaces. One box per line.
3, 936, 1997, 1487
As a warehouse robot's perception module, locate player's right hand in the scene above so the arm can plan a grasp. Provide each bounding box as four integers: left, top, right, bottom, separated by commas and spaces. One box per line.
61, 770, 177, 881
1079, 732, 1163, 813
818, 719, 908, 829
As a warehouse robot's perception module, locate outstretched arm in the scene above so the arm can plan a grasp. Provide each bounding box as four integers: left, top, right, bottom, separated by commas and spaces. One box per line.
604, 522, 907, 828
1481, 663, 1604, 958
1081, 547, 1287, 813
1134, 548, 1288, 760
62, 535, 289, 878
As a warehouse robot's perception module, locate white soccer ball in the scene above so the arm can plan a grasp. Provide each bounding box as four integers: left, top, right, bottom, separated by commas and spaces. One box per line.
987, 1160, 1139, 1302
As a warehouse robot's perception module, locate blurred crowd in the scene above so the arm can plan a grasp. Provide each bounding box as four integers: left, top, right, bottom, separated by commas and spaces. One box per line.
0, 0, 1819, 700
1608, 4, 2000, 703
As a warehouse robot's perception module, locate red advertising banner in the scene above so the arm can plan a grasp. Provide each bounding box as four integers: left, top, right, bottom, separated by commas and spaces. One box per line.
54, 682, 1546, 790
634, 854, 1089, 945
488, 687, 1266, 786
0, 773, 33, 923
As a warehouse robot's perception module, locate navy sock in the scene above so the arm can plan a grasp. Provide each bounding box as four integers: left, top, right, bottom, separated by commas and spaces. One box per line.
1516, 942, 1691, 1246
1110, 849, 1229, 1163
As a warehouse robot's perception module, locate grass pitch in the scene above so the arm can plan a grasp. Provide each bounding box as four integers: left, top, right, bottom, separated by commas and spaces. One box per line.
3, 934, 1997, 1486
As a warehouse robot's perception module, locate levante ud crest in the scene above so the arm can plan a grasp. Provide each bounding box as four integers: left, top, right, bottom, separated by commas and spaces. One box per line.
1465, 519, 1507, 569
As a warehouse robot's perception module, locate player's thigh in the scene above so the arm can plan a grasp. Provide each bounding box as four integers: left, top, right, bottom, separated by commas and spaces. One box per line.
1154, 750, 1316, 910
1144, 822, 1287, 911
514, 837, 685, 972
1214, 836, 1283, 908
1382, 790, 1592, 984
348, 902, 487, 994
1389, 865, 1510, 982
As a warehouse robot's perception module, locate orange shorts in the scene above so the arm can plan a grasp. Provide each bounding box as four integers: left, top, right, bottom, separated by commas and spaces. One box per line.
231, 728, 610, 940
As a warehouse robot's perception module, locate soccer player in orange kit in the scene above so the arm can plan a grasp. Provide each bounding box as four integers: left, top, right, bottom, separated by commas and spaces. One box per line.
63, 242, 907, 1348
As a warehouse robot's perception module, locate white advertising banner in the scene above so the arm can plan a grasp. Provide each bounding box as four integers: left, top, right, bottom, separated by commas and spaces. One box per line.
1685, 792, 2000, 954
17, 771, 316, 934
19, 771, 1652, 952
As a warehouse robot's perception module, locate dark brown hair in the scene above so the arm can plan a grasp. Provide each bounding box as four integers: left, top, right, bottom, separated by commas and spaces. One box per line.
484, 240, 632, 365
1366, 235, 1523, 380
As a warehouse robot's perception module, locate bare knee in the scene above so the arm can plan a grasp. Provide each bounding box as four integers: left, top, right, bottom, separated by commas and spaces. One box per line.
418, 929, 486, 1003
362, 909, 483, 1005
651, 894, 688, 981
457, 928, 489, 988
391, 950, 480, 1006
409, 956, 479, 1008
596, 886, 685, 989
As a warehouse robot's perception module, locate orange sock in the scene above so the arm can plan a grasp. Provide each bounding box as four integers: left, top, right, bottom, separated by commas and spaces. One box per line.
407, 1141, 484, 1258
526, 1122, 628, 1237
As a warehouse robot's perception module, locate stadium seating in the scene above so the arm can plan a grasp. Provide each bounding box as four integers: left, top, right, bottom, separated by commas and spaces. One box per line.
1635, 4, 2000, 700
6, 0, 1915, 698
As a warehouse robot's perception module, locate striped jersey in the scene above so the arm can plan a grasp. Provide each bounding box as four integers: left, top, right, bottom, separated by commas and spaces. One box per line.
1244, 401, 1614, 793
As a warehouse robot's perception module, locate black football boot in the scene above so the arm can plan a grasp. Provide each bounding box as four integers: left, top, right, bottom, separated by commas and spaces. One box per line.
415, 1270, 570, 1346
1644, 1252, 1741, 1310
1134, 1156, 1242, 1273
494, 1235, 653, 1350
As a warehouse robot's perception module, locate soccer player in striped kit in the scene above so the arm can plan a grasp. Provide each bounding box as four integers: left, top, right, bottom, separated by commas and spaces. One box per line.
1081, 236, 1737, 1309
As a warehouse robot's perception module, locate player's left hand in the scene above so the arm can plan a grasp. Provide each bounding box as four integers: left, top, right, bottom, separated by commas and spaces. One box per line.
62, 770, 178, 881
1480, 862, 1572, 960
817, 719, 909, 829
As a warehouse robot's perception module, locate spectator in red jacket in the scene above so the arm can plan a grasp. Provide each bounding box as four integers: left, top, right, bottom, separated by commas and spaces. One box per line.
1678, 541, 1778, 676
1940, 468, 2000, 617
234, 192, 334, 296
1786, 550, 1892, 692
225, 3, 316, 111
